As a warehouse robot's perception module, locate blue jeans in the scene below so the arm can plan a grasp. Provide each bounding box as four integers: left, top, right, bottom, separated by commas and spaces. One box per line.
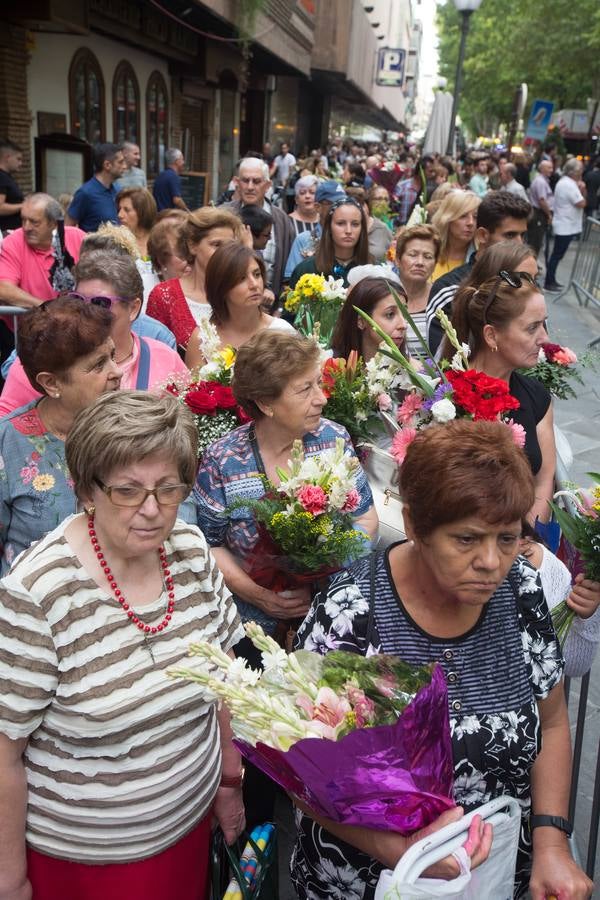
546, 232, 578, 285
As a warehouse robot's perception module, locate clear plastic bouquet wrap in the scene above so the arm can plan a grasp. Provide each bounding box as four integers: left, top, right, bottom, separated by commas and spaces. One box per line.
170, 623, 455, 835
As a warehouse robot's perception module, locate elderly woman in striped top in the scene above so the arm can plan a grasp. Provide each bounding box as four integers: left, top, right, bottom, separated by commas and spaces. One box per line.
0, 391, 245, 900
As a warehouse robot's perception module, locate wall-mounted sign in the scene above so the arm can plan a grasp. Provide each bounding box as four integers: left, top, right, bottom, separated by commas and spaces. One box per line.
376, 48, 406, 87
525, 99, 555, 142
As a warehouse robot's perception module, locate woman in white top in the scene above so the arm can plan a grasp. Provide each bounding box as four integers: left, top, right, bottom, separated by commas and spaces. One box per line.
185, 242, 295, 368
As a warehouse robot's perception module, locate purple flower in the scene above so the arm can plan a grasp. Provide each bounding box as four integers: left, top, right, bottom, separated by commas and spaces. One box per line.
423, 381, 452, 411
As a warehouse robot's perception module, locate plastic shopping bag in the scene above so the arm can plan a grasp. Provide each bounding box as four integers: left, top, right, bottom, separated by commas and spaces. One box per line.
374, 796, 521, 900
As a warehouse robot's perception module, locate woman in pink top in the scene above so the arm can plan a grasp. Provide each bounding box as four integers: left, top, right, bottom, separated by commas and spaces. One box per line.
0, 251, 187, 417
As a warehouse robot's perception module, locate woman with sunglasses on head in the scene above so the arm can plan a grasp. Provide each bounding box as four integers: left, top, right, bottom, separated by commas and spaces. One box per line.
441, 257, 554, 524
288, 196, 372, 289
0, 296, 122, 573
0, 391, 245, 900
0, 251, 188, 417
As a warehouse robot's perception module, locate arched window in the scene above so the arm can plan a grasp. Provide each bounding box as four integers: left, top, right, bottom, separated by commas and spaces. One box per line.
113, 61, 140, 144
146, 71, 169, 178
69, 48, 105, 143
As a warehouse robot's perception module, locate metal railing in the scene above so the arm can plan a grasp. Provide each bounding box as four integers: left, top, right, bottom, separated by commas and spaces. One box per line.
554, 216, 600, 348
0, 305, 27, 347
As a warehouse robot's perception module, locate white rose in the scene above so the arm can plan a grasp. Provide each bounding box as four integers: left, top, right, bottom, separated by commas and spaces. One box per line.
431, 398, 457, 423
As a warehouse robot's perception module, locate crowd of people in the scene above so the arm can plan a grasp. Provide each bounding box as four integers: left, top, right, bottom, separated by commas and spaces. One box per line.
0, 131, 598, 900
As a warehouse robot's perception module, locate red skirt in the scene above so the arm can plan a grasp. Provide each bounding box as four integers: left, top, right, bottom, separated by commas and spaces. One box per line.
27, 816, 211, 900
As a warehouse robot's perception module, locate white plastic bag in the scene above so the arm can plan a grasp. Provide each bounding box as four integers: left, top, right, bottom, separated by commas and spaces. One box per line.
374, 796, 521, 900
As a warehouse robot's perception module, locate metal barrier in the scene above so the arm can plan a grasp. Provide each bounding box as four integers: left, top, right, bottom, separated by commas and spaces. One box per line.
0, 306, 28, 357
554, 216, 600, 348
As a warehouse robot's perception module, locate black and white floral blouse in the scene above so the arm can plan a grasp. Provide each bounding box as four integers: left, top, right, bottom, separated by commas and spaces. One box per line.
291, 547, 564, 900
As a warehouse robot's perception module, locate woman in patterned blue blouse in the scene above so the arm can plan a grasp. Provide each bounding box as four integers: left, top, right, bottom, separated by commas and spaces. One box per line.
290, 419, 592, 900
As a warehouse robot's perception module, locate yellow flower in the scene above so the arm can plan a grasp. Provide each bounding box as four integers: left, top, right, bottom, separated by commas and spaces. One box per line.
32, 473, 55, 492
220, 346, 236, 369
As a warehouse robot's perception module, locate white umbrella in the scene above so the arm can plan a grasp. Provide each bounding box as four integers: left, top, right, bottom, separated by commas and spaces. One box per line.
423, 90, 454, 156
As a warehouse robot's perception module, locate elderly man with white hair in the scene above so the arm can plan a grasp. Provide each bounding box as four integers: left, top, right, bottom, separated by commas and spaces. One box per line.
544, 158, 587, 292
499, 162, 528, 201
528, 159, 554, 258
152, 148, 189, 213
219, 156, 294, 298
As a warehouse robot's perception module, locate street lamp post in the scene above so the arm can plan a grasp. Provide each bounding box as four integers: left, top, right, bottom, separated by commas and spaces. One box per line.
445, 0, 482, 156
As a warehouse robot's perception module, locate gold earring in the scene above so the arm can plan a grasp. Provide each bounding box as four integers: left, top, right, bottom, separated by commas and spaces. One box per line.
492, 345, 498, 353
84, 505, 96, 516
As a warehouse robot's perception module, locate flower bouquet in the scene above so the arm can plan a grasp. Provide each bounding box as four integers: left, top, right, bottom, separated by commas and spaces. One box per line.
284, 273, 347, 347
236, 437, 369, 589
369, 160, 404, 195
166, 320, 250, 457
355, 295, 523, 463
321, 351, 386, 446
520, 342, 581, 400
169, 622, 455, 834
548, 474, 600, 642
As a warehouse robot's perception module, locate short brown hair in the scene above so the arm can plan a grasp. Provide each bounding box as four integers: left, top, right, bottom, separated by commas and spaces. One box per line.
232, 331, 320, 419
205, 242, 266, 325
178, 206, 243, 264
332, 276, 407, 359
395, 224, 441, 263
147, 215, 186, 273
18, 297, 113, 393
66, 391, 197, 500
400, 420, 534, 538
116, 188, 157, 231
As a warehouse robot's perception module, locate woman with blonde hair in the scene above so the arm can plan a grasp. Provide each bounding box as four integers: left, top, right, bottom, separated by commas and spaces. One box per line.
147, 207, 246, 352
430, 190, 480, 281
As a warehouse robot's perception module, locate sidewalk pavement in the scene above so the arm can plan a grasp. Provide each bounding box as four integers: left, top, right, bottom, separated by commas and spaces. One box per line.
276, 242, 600, 899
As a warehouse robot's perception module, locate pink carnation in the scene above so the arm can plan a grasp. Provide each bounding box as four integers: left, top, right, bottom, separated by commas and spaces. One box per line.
342, 488, 360, 513
296, 484, 328, 515
391, 427, 417, 465
377, 392, 393, 411
397, 392, 423, 425
506, 419, 526, 449
552, 348, 577, 366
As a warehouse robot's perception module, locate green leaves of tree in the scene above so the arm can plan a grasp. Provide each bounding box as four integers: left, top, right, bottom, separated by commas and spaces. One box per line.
436, 0, 600, 136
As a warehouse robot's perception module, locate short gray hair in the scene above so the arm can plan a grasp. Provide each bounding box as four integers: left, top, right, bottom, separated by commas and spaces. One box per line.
238, 157, 269, 181
65, 391, 198, 501
25, 192, 63, 222
165, 148, 183, 166
295, 175, 318, 195
504, 163, 517, 178
563, 158, 582, 177
74, 250, 143, 300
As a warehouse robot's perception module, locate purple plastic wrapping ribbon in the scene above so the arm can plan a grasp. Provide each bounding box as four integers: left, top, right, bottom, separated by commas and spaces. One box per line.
234, 664, 455, 835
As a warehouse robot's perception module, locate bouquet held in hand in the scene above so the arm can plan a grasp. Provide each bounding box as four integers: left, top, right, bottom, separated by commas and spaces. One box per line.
235, 438, 368, 587
166, 319, 250, 457
520, 341, 592, 400
169, 622, 455, 834
549, 473, 600, 641
321, 351, 386, 446
284, 273, 347, 347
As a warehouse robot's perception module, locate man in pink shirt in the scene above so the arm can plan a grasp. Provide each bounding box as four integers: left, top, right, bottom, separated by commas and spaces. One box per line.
0, 193, 85, 310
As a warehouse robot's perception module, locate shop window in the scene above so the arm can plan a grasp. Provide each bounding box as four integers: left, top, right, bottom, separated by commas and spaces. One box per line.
113, 61, 140, 144
69, 48, 105, 143
146, 71, 169, 178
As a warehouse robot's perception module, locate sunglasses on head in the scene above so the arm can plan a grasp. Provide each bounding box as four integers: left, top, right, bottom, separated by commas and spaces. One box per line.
481, 269, 539, 324
328, 197, 363, 215
65, 291, 130, 309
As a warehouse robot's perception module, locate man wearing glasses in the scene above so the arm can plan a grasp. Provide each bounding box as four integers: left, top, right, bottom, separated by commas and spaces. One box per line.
219, 157, 294, 299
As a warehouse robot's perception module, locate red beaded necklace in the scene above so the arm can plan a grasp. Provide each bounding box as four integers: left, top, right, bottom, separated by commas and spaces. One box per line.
87, 516, 175, 634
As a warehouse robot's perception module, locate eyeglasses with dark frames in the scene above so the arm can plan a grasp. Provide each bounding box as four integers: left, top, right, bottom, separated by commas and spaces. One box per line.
94, 479, 191, 507
481, 269, 539, 325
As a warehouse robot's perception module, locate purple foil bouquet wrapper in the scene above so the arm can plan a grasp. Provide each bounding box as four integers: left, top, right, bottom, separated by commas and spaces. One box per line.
234, 665, 455, 835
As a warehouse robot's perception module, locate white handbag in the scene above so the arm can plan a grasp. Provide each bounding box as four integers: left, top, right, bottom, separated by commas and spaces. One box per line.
374, 796, 522, 900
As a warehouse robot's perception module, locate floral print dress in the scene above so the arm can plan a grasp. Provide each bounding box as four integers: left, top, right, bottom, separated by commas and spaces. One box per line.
291, 548, 564, 900
0, 403, 76, 573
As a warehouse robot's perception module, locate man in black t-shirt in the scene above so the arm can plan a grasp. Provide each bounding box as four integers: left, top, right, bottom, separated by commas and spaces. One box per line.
0, 139, 24, 234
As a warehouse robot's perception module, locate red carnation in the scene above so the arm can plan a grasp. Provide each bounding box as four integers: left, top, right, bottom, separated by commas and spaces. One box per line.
446, 369, 520, 421
541, 342, 562, 362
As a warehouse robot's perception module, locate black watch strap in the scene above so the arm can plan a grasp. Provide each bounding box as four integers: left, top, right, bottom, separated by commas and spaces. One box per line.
530, 814, 573, 837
